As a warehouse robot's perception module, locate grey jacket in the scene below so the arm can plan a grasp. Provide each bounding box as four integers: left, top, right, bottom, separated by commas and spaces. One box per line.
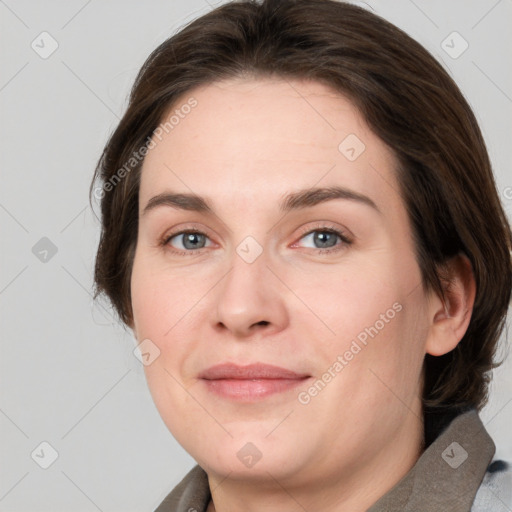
154, 409, 511, 511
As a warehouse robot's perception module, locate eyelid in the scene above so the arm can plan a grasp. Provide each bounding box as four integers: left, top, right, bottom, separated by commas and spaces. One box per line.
163, 227, 208, 244
293, 222, 354, 245
161, 222, 214, 241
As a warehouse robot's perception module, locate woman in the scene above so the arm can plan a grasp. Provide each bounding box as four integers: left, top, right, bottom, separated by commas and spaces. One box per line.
91, 0, 512, 510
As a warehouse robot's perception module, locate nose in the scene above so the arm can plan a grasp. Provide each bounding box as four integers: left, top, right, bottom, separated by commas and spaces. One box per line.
213, 247, 289, 339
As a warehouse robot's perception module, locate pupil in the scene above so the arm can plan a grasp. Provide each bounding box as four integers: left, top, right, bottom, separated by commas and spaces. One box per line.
315, 231, 336, 248
183, 233, 205, 249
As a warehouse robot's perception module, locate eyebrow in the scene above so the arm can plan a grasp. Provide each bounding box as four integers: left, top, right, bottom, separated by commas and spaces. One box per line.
143, 192, 213, 216
142, 186, 380, 216
280, 186, 380, 213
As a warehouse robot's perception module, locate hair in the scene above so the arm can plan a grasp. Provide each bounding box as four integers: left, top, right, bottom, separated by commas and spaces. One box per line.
91, 0, 512, 413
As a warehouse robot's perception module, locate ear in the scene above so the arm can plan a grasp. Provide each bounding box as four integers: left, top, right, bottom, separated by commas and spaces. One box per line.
425, 254, 476, 357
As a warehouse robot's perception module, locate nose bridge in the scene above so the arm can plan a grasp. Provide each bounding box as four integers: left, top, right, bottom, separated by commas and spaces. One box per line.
221, 239, 268, 305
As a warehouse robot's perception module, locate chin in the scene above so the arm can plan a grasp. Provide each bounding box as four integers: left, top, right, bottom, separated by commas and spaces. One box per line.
189, 432, 307, 480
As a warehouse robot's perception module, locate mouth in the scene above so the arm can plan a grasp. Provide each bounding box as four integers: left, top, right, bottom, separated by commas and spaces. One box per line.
198, 362, 311, 401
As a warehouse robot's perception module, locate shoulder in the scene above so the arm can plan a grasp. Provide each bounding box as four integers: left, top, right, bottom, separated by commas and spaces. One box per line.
472, 459, 512, 511
154, 465, 210, 512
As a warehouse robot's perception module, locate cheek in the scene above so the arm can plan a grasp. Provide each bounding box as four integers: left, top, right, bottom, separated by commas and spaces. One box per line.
130, 253, 217, 400
130, 252, 208, 343
289, 255, 427, 392
130, 257, 205, 439
285, 259, 402, 340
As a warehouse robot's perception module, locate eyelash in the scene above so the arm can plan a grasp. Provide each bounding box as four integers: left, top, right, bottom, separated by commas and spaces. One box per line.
294, 223, 353, 254
160, 223, 353, 257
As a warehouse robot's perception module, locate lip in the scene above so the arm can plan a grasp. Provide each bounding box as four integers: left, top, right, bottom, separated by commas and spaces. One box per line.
199, 362, 310, 380
199, 363, 311, 401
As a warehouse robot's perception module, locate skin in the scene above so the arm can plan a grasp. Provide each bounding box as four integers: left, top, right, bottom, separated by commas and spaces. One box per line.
130, 78, 475, 512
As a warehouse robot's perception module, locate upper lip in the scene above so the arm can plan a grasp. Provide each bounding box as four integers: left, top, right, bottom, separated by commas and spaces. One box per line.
199, 363, 310, 380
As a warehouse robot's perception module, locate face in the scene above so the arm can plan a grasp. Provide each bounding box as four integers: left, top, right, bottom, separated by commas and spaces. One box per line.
131, 78, 434, 488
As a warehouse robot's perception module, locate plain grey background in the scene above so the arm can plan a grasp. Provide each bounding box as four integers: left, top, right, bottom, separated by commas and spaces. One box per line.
1, 0, 511, 510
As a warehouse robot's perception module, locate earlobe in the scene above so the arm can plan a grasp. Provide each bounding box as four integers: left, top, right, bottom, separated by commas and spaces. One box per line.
425, 254, 476, 357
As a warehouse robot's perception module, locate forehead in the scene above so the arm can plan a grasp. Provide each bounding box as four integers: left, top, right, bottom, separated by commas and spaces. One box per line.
139, 77, 400, 213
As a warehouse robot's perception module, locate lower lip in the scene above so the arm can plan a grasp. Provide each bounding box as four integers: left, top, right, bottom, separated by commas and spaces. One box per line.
202, 378, 309, 400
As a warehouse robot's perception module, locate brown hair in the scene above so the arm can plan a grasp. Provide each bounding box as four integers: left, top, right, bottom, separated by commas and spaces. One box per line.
91, 0, 512, 412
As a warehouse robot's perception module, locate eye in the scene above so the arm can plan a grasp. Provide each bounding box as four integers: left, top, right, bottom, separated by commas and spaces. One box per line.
164, 230, 212, 253
301, 230, 338, 249
294, 225, 353, 253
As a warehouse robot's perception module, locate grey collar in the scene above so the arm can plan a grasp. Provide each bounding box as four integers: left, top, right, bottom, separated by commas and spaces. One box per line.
368, 409, 495, 511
